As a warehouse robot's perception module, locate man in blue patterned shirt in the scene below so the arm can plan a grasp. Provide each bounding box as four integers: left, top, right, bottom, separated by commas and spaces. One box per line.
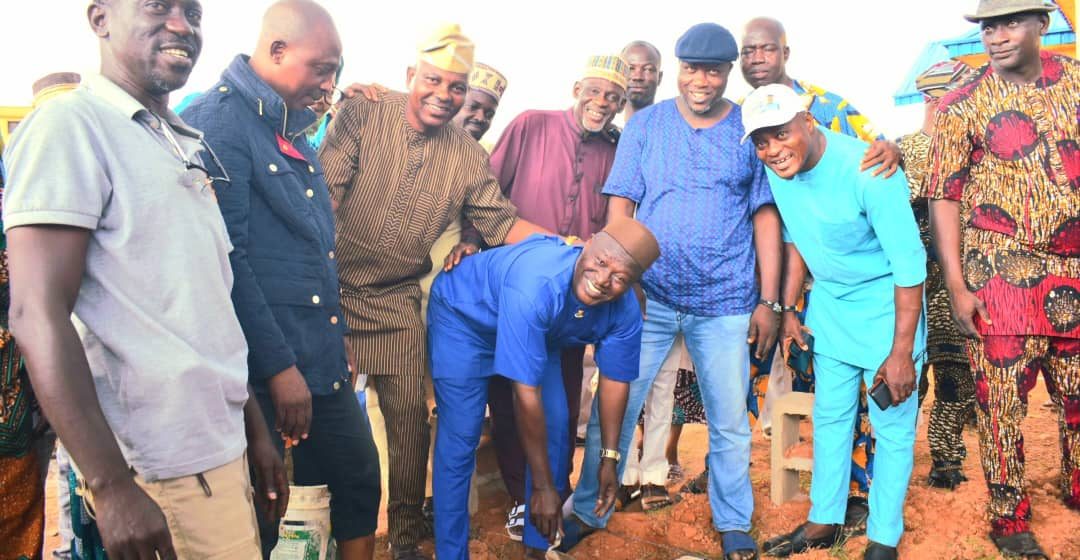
566, 22, 782, 560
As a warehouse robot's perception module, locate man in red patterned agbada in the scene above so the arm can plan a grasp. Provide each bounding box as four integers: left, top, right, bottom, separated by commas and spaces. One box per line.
926, 1, 1080, 558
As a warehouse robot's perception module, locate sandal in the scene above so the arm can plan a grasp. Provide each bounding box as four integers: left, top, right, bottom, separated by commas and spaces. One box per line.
668, 463, 686, 484
683, 468, 709, 495
640, 484, 676, 512
721, 530, 760, 560
615, 484, 640, 510
990, 531, 1048, 558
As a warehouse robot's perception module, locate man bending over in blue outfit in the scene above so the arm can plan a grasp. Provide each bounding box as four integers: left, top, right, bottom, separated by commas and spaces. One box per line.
742, 84, 926, 560
427, 218, 659, 560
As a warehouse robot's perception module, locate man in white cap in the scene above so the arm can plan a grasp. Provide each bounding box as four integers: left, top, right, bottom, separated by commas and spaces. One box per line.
742, 83, 925, 560
320, 23, 548, 560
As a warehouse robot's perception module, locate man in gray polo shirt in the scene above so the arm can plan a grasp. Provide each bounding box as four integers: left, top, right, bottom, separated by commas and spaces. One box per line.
2, 1, 286, 558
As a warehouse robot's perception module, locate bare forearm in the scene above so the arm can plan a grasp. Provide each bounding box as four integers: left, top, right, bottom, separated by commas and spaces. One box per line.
12, 311, 130, 492
243, 387, 272, 446
512, 383, 555, 489
753, 206, 782, 301
606, 196, 636, 222
596, 376, 629, 451
781, 243, 807, 308
930, 199, 965, 291
891, 284, 923, 356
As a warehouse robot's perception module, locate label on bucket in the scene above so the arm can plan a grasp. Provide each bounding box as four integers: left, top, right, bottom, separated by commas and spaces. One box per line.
270, 528, 323, 560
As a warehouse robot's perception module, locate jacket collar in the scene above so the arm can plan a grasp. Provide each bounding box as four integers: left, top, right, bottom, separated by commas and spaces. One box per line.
222, 54, 316, 140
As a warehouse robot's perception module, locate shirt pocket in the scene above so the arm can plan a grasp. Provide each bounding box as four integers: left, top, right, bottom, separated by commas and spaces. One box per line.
255, 160, 318, 216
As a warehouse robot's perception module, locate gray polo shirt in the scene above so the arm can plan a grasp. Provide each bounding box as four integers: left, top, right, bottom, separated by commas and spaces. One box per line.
2, 74, 250, 481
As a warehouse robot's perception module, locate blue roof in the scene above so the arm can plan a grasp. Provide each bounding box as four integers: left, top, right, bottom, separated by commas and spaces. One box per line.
894, 9, 1075, 106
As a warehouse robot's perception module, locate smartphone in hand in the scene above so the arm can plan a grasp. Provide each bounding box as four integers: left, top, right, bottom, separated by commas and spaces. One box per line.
869, 378, 893, 410
786, 332, 814, 377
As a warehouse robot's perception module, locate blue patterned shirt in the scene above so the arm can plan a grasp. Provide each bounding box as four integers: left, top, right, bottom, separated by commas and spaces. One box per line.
602, 99, 773, 316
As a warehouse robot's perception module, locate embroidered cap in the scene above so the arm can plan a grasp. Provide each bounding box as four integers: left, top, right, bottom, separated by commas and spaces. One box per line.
469, 62, 508, 102
581, 55, 631, 91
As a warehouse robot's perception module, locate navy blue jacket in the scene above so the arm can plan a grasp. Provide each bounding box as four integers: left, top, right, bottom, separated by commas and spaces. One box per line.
182, 55, 349, 395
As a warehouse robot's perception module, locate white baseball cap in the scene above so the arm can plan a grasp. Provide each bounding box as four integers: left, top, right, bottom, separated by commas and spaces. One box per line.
740, 83, 808, 144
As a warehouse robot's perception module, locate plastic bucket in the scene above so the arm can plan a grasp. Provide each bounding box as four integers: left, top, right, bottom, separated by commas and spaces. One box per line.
269, 484, 334, 560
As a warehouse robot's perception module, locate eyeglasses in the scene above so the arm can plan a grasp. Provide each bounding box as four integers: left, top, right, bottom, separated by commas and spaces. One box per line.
186, 137, 232, 190
320, 86, 345, 107
158, 119, 232, 191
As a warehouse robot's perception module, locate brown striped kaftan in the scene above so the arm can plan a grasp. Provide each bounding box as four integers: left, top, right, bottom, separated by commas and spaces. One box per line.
320, 91, 518, 379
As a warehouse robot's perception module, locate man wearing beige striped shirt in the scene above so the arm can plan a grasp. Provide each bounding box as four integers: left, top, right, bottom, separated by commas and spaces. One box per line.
319, 24, 547, 559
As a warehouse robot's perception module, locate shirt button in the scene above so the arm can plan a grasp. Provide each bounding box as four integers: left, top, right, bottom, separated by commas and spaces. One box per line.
218, 86, 229, 93
268, 163, 278, 173
330, 315, 339, 325
332, 381, 342, 391
306, 188, 315, 198
328, 251, 335, 259
308, 165, 316, 173
150, 120, 160, 129
312, 295, 321, 304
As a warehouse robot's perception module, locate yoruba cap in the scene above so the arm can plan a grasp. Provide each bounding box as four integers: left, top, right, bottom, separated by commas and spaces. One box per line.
739, 83, 808, 144
963, 0, 1055, 22
915, 60, 975, 98
418, 23, 474, 74
469, 62, 508, 102
31, 72, 81, 109
601, 217, 660, 272
675, 23, 738, 64
581, 55, 631, 91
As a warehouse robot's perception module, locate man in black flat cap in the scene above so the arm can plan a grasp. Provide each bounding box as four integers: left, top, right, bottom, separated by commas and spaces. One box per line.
565, 22, 781, 560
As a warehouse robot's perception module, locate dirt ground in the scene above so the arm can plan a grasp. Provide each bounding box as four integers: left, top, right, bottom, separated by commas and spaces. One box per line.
44, 375, 1080, 559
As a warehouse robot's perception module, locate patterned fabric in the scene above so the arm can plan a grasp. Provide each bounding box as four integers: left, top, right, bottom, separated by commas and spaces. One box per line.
69, 470, 106, 560
900, 131, 976, 467
0, 452, 43, 560
469, 62, 508, 102
793, 79, 884, 143
926, 52, 1080, 339
669, 368, 705, 426
601, 99, 773, 316
968, 335, 1080, 537
0, 156, 32, 459
927, 362, 975, 463
582, 55, 631, 90
320, 91, 519, 378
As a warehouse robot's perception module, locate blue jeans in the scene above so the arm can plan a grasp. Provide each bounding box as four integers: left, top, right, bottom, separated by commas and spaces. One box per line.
807, 353, 920, 547
574, 299, 753, 532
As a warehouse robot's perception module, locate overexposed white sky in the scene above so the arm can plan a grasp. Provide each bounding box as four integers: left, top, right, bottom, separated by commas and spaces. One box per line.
1, 0, 981, 138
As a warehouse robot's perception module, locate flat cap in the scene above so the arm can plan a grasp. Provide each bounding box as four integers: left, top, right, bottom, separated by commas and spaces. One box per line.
675, 23, 738, 64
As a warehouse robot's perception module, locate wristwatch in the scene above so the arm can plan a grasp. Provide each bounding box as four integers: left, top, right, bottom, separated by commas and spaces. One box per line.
758, 298, 782, 313
599, 448, 621, 462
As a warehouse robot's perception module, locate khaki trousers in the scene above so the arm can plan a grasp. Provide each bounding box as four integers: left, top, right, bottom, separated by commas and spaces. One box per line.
81, 455, 260, 559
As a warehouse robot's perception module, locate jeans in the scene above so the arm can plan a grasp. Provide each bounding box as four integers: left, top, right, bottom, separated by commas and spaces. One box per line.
574, 299, 753, 532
